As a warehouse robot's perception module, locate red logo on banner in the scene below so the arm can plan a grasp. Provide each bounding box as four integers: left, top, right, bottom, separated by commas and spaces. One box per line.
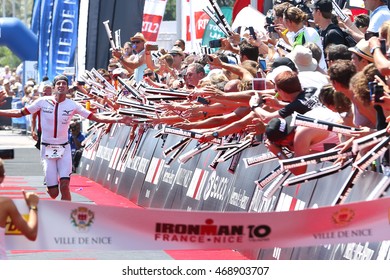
186, 11, 210, 41
142, 14, 162, 42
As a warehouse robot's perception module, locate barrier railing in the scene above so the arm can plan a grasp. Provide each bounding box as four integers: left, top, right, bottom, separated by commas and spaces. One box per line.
78, 125, 390, 260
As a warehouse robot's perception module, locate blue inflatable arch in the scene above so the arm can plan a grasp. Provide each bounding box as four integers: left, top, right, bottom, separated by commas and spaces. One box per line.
0, 18, 38, 61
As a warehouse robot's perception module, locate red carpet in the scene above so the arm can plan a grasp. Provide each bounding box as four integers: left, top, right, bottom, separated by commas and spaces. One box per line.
70, 174, 249, 260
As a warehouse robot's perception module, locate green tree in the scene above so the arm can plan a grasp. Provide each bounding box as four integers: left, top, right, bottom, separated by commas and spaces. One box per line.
163, 0, 176, 20
0, 47, 21, 69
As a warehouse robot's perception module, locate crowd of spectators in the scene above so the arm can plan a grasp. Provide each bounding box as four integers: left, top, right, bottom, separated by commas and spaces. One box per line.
4, 0, 390, 178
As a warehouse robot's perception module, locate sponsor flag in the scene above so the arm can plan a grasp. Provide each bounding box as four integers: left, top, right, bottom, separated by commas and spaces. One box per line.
47, 0, 79, 80
142, 0, 168, 42
37, 0, 55, 81
31, 0, 42, 35
181, 0, 211, 50
201, 6, 232, 48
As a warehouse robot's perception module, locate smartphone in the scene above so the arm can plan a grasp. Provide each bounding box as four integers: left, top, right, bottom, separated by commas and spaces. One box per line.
258, 59, 267, 71
380, 39, 387, 55
209, 39, 222, 48
252, 78, 267, 91
196, 96, 210, 105
248, 26, 257, 40
374, 84, 384, 103
369, 81, 384, 103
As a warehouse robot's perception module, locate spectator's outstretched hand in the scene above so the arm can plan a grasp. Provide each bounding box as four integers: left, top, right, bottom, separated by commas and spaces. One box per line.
0, 89, 6, 106
198, 131, 214, 143
245, 118, 265, 135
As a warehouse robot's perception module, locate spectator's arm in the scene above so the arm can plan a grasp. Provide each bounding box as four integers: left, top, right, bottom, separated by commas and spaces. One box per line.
370, 37, 390, 76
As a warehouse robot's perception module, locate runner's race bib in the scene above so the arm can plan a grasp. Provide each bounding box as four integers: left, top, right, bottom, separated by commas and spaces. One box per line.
44, 145, 66, 159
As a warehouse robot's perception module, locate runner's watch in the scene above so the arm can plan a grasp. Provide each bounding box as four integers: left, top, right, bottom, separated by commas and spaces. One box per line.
212, 131, 219, 138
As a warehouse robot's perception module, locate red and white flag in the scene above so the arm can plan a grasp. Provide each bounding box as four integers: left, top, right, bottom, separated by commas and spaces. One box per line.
142, 0, 168, 42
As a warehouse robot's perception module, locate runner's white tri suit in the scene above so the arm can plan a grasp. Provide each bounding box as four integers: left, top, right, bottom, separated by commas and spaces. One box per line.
22, 96, 92, 187
0, 226, 6, 259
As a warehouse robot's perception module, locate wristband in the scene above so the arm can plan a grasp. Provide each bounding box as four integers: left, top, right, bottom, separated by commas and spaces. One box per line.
251, 103, 261, 111
370, 46, 381, 55
30, 205, 38, 211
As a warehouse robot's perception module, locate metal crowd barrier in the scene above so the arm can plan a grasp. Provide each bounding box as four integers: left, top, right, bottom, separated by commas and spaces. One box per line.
78, 124, 390, 260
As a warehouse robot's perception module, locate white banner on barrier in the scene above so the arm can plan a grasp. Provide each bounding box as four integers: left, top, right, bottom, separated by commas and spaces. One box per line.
5, 197, 390, 251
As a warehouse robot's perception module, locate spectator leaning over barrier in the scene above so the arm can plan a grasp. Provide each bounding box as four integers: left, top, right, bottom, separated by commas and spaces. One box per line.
319, 84, 354, 127
0, 158, 39, 260
185, 63, 206, 89
0, 75, 133, 201
250, 69, 321, 123
328, 60, 375, 128
264, 107, 342, 175
350, 63, 389, 131
368, 21, 390, 76
113, 32, 147, 83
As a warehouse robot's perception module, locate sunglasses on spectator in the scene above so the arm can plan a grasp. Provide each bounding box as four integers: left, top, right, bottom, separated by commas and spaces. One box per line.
143, 73, 153, 77
132, 41, 141, 44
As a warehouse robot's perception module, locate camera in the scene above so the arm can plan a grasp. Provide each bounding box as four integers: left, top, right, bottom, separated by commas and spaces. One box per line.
209, 39, 222, 48
267, 25, 276, 33
369, 81, 384, 103
248, 26, 257, 40
364, 31, 379, 41
0, 149, 14, 159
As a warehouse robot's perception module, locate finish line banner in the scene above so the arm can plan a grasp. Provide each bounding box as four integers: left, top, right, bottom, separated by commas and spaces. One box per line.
6, 197, 390, 251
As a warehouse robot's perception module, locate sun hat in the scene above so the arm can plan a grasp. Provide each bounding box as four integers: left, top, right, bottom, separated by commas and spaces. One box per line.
287, 45, 318, 72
